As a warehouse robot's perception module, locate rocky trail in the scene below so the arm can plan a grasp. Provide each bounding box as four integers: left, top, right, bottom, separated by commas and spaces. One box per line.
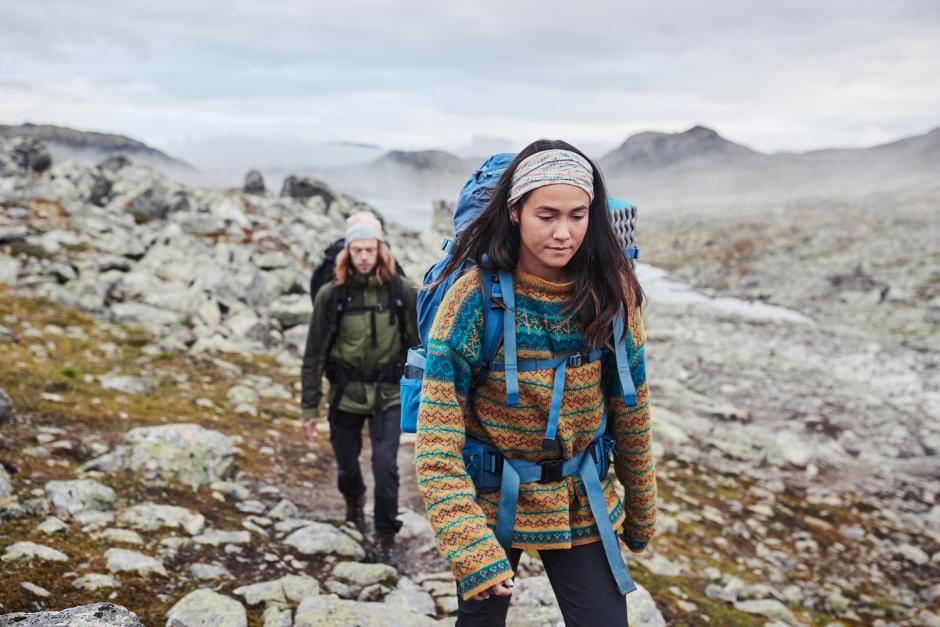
1, 136, 939, 625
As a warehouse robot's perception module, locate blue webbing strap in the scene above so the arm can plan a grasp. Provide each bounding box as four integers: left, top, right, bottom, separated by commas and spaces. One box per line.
442, 238, 456, 254
544, 360, 566, 448
487, 350, 605, 373
579, 449, 636, 595
481, 273, 504, 367
625, 246, 639, 260
493, 458, 520, 552
613, 308, 637, 406
497, 270, 519, 406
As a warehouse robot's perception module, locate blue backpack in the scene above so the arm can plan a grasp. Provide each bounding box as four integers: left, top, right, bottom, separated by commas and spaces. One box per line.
399, 153, 642, 596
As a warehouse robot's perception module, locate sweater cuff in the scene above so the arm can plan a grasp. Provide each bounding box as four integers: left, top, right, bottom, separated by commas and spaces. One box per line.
458, 558, 515, 601
625, 538, 648, 552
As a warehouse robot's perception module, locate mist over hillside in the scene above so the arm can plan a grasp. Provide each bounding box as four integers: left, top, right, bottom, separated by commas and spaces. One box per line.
0, 123, 195, 178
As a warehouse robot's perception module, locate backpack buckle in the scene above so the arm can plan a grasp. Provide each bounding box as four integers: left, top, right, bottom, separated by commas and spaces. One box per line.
539, 458, 564, 483
567, 353, 584, 368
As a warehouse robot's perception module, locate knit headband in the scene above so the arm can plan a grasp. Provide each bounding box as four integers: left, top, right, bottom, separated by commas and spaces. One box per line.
507, 149, 594, 207
345, 222, 383, 243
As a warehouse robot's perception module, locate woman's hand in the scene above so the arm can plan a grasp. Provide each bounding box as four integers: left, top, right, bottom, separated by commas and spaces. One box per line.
470, 577, 515, 601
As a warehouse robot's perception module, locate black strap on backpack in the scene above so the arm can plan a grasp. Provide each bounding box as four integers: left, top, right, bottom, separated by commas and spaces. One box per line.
322, 273, 409, 428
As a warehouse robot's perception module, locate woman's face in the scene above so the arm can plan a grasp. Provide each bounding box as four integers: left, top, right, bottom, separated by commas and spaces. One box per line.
512, 184, 590, 282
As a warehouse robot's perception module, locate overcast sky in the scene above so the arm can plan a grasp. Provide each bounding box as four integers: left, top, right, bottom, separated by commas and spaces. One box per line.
1, 0, 938, 169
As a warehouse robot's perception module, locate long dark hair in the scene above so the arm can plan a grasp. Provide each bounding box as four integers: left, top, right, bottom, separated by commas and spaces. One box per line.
437, 139, 644, 349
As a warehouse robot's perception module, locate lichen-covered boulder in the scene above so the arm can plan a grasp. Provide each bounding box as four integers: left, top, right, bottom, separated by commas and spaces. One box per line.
84, 424, 235, 486
45, 479, 117, 516
2, 542, 68, 563
283, 522, 365, 560
294, 596, 438, 627
0, 464, 12, 500
165, 589, 247, 627
105, 548, 167, 576
118, 502, 205, 535
331, 561, 398, 595
0, 388, 12, 423
0, 603, 143, 626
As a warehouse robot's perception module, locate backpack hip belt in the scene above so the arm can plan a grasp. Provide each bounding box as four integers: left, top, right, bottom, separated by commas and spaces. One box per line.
462, 404, 637, 596
326, 359, 404, 440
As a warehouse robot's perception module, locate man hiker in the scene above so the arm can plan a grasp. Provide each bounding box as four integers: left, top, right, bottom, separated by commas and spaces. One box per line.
300, 212, 418, 567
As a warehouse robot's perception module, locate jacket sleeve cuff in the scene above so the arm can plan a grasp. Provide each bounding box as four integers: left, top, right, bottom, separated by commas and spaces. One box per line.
301, 407, 318, 421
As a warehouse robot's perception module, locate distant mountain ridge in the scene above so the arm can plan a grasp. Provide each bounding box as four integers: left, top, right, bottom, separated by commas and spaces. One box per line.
598, 124, 940, 212
600, 125, 760, 172
0, 122, 194, 172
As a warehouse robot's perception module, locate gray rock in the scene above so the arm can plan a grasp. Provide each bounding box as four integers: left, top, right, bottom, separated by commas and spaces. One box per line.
0, 603, 143, 626
262, 606, 292, 627
99, 375, 152, 395
189, 562, 233, 581
268, 295, 312, 329
280, 176, 335, 204
633, 553, 683, 577
105, 548, 167, 576
0, 388, 12, 423
628, 584, 667, 627
331, 561, 398, 594
896, 542, 930, 565
233, 580, 286, 606
118, 502, 206, 535
268, 499, 299, 521
44, 479, 117, 516
385, 581, 436, 617
102, 528, 144, 545
84, 424, 235, 487
209, 481, 250, 501
20, 582, 51, 598
283, 522, 366, 560
0, 464, 12, 500
166, 589, 247, 627
2, 541, 68, 563
37, 517, 69, 534
279, 575, 321, 603
733, 599, 799, 625
244, 170, 265, 194
72, 573, 120, 591
294, 595, 438, 627
192, 529, 251, 546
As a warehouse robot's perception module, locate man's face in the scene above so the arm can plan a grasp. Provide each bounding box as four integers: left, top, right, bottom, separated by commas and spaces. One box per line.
349, 239, 379, 275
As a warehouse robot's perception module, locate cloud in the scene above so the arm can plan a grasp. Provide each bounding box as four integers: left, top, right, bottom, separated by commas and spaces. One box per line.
0, 0, 937, 166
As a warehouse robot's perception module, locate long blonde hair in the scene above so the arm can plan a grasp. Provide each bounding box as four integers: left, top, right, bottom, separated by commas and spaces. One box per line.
334, 242, 397, 286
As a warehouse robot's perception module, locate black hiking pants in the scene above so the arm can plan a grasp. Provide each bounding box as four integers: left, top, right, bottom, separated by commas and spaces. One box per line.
455, 541, 628, 627
328, 405, 402, 533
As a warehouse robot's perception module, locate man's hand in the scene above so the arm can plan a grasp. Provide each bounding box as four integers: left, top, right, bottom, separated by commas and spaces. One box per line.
302, 417, 318, 444
470, 577, 514, 602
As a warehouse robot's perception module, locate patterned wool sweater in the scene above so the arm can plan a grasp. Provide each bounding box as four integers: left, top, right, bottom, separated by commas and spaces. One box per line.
415, 268, 656, 600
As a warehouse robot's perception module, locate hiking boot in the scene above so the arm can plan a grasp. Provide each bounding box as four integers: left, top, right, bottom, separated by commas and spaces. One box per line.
345, 494, 367, 534
374, 530, 399, 569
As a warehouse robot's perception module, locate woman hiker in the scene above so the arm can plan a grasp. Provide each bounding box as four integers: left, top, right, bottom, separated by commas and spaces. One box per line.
301, 212, 419, 567
415, 140, 656, 626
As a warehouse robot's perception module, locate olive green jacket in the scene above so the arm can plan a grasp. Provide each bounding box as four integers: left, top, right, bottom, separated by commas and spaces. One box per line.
300, 274, 418, 420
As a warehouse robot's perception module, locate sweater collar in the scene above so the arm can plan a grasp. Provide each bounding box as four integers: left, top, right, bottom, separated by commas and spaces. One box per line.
513, 269, 574, 295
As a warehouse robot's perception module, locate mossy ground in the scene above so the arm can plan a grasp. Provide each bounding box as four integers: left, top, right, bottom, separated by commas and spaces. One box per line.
1, 279, 937, 624
0, 286, 334, 625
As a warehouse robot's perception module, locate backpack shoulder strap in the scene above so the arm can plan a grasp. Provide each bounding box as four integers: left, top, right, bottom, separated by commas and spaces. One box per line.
495, 270, 519, 406
612, 306, 638, 406
324, 283, 348, 361
389, 273, 407, 352
479, 272, 505, 365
